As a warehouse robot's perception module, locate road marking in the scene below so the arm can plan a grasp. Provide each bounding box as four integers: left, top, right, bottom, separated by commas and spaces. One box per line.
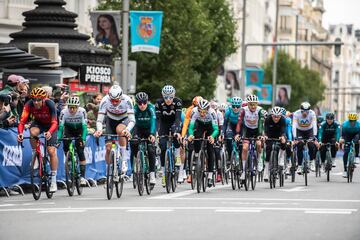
215, 209, 262, 213
0, 204, 15, 207
74, 197, 106, 201
278, 186, 309, 192
127, 209, 173, 212
148, 184, 230, 199
38, 209, 87, 213
305, 211, 352, 215
332, 172, 343, 176
0, 206, 357, 214
159, 197, 360, 203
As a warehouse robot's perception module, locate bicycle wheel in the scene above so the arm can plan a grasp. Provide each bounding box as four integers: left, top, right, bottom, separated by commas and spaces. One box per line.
75, 159, 83, 196
279, 168, 284, 187
106, 151, 115, 200
196, 151, 203, 193
43, 157, 53, 199
165, 150, 172, 193
171, 165, 178, 192
30, 153, 42, 200
230, 151, 237, 190
190, 151, 196, 190
136, 151, 144, 196
251, 157, 258, 190
224, 150, 230, 185
315, 152, 321, 178
145, 173, 152, 195
115, 177, 124, 198
202, 152, 208, 192
65, 152, 75, 196
269, 151, 275, 189
326, 150, 332, 182
304, 161, 308, 186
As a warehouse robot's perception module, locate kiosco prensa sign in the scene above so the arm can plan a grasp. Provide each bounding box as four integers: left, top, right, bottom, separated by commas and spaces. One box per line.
79, 64, 112, 84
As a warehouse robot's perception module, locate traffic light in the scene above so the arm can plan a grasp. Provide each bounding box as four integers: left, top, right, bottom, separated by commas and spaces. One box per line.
334, 38, 341, 57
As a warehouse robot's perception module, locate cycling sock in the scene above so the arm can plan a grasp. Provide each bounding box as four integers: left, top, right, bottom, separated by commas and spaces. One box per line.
179, 164, 184, 172
242, 160, 246, 171
208, 172, 213, 179
120, 146, 127, 161
51, 171, 57, 182
175, 148, 180, 158
161, 166, 165, 175
80, 165, 86, 177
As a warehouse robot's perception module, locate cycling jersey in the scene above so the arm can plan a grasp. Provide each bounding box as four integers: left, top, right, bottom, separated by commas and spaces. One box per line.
58, 107, 88, 141
155, 97, 182, 133
216, 109, 224, 127
341, 120, 360, 140
223, 107, 240, 132
181, 105, 195, 137
318, 121, 340, 142
285, 117, 293, 141
96, 94, 135, 132
292, 110, 317, 138
133, 103, 156, 135
188, 107, 219, 138
264, 115, 286, 139
236, 106, 264, 136
18, 99, 58, 134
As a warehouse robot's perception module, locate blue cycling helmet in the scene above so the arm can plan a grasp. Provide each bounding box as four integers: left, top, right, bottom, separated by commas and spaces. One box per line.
280, 107, 286, 116
231, 96, 242, 107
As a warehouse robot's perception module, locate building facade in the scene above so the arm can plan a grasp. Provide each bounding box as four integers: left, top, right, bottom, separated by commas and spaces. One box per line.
0, 0, 97, 43
329, 24, 360, 121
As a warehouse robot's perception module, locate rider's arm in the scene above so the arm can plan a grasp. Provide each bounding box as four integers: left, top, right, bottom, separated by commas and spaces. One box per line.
17, 101, 31, 134
235, 109, 245, 134
155, 99, 161, 132
312, 112, 318, 137
286, 118, 293, 141
126, 99, 135, 132
45, 99, 58, 134
292, 115, 298, 139
174, 99, 183, 133
149, 104, 157, 136
258, 109, 264, 135
222, 109, 230, 136
210, 111, 219, 138
335, 122, 341, 142
81, 109, 88, 141
57, 109, 65, 140
181, 107, 192, 137
188, 113, 196, 136
318, 122, 324, 142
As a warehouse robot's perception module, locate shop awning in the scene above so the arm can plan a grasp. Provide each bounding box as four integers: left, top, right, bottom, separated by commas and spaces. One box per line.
0, 47, 56, 69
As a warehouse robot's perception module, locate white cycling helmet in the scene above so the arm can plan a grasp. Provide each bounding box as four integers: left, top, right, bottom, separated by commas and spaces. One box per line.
210, 100, 218, 110
262, 109, 268, 118
300, 102, 311, 111
108, 85, 123, 100
246, 95, 259, 103
67, 96, 80, 106
198, 99, 210, 110
219, 103, 228, 111
162, 85, 176, 97
271, 106, 282, 116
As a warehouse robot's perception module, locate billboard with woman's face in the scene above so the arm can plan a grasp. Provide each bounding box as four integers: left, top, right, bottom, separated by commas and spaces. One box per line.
275, 84, 291, 107
90, 11, 121, 48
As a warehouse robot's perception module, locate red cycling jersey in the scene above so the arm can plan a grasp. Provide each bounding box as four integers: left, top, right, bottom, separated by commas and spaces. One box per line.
18, 99, 58, 134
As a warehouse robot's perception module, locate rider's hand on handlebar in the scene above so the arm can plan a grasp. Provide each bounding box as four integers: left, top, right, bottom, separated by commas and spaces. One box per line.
17, 134, 24, 143
218, 135, 224, 142
148, 134, 156, 143
44, 131, 52, 141
208, 136, 215, 145
188, 135, 194, 142
93, 130, 102, 138
234, 134, 241, 142
122, 129, 131, 138
279, 136, 285, 144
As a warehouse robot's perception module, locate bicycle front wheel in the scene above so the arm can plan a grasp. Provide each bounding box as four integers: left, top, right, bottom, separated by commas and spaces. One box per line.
65, 152, 75, 197
136, 151, 144, 196
30, 153, 42, 200
106, 151, 115, 200
165, 150, 172, 193
44, 157, 53, 199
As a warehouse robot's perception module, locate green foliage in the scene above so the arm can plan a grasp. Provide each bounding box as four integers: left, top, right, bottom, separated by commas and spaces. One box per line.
97, 0, 237, 102
263, 50, 325, 111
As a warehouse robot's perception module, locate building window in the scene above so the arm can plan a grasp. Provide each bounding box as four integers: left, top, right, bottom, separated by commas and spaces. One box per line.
334, 70, 339, 83
280, 16, 292, 33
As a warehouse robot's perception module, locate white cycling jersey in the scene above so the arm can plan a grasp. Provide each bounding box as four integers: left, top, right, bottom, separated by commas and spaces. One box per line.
292, 109, 317, 138
216, 109, 224, 126
59, 107, 87, 128
243, 106, 262, 129
190, 107, 218, 125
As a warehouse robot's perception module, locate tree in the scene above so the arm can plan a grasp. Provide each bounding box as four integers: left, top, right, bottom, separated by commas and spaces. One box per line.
97, 0, 237, 102
263, 50, 325, 111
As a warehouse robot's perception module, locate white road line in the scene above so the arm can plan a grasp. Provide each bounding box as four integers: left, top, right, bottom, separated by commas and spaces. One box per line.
215, 209, 262, 213
38, 210, 87, 213
305, 211, 352, 215
127, 209, 173, 212
0, 204, 15, 207
148, 184, 230, 199
74, 197, 106, 201
158, 197, 360, 203
0, 206, 357, 214
278, 186, 309, 192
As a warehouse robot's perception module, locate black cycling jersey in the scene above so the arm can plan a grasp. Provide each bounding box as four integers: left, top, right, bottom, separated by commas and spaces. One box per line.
155, 97, 182, 133
264, 115, 286, 139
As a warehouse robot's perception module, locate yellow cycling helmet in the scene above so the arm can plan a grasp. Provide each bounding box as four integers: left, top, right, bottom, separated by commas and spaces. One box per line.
348, 113, 358, 121
30, 87, 47, 99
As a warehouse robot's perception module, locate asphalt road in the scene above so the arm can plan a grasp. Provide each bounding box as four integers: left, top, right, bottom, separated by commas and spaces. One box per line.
1, 158, 359, 240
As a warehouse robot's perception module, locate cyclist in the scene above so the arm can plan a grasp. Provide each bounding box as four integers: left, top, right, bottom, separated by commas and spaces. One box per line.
187, 99, 219, 187
235, 95, 264, 180
292, 102, 317, 174
263, 106, 287, 181
17, 88, 59, 192
94, 85, 135, 174
130, 92, 157, 185
318, 113, 340, 170
181, 96, 202, 183
222, 97, 242, 164
281, 107, 293, 174
155, 85, 183, 186
57, 96, 88, 185
339, 113, 360, 178
218, 103, 228, 116
210, 100, 225, 182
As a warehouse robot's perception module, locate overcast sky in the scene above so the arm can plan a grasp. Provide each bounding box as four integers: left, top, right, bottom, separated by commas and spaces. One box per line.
322, 0, 360, 28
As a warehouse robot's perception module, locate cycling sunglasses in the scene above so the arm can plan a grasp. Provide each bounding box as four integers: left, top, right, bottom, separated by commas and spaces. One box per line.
232, 105, 240, 109
137, 101, 147, 106
32, 98, 42, 102
110, 99, 121, 104
163, 95, 174, 100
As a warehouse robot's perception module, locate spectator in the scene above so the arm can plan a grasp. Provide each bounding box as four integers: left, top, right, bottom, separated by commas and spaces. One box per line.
86, 103, 99, 134
92, 93, 103, 105
0, 92, 20, 128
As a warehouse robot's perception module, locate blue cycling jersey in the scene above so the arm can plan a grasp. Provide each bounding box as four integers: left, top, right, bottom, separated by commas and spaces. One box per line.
341, 120, 360, 139
285, 117, 293, 141
223, 107, 240, 134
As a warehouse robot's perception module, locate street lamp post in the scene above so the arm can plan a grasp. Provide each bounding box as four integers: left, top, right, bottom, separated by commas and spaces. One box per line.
240, 0, 246, 100
121, 0, 130, 93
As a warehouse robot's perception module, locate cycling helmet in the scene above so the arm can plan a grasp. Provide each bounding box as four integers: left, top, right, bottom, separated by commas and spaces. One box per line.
262, 109, 268, 118
162, 85, 176, 97
67, 96, 80, 106
317, 115, 324, 124
348, 112, 358, 121
300, 102, 311, 111
241, 101, 248, 107
326, 112, 335, 120
280, 107, 287, 116
135, 92, 148, 103
192, 96, 202, 106
210, 101, 218, 110
198, 99, 210, 110
219, 103, 228, 111
30, 88, 47, 99
246, 95, 259, 103
271, 106, 282, 116
108, 85, 123, 100
231, 96, 242, 107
